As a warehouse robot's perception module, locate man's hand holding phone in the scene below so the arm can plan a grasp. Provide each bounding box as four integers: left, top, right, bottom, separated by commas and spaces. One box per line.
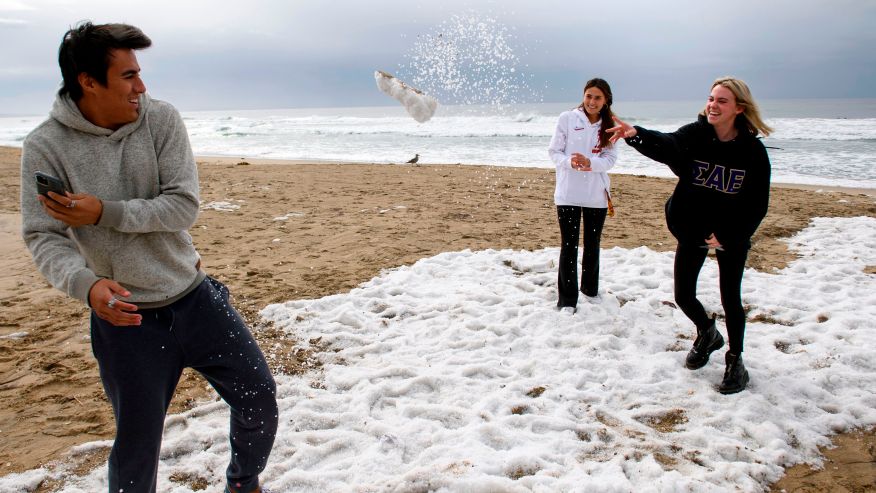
35, 172, 103, 226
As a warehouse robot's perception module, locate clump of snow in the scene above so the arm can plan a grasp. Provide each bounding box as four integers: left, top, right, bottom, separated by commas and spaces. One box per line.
0, 332, 28, 340
200, 201, 240, 212
374, 70, 438, 123
273, 212, 305, 221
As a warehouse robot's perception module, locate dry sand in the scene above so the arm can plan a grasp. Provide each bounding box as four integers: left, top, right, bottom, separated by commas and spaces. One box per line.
0, 145, 873, 491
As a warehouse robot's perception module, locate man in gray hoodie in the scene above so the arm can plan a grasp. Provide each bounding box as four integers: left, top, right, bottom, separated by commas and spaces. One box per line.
20, 22, 277, 493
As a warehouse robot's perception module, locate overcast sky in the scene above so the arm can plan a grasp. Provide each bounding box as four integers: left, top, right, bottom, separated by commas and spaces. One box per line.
1, 0, 874, 115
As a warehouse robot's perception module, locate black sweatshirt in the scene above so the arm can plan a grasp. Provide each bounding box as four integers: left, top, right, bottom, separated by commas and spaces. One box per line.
625, 114, 771, 249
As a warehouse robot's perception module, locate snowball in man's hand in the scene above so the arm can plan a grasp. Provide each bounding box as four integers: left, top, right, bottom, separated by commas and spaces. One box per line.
375, 70, 438, 123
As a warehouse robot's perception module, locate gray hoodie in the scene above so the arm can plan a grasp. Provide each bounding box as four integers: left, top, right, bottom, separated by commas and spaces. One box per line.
20, 93, 205, 308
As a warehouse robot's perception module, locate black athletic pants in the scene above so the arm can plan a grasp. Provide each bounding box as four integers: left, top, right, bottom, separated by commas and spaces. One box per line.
674, 242, 749, 354
557, 205, 607, 307
91, 276, 278, 493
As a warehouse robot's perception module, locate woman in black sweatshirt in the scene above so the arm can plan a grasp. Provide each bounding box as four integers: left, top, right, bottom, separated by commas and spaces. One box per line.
608, 77, 772, 394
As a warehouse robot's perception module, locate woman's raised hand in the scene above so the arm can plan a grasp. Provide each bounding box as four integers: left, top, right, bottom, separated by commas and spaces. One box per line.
607, 116, 637, 144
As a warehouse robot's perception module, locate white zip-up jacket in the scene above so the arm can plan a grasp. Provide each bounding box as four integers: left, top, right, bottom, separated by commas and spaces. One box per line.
548, 108, 618, 208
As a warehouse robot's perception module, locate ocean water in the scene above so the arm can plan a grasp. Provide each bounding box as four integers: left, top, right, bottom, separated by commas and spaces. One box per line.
2, 99, 875, 189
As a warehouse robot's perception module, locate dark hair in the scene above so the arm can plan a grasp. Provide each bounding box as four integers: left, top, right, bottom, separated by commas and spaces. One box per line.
58, 21, 151, 101
577, 78, 616, 148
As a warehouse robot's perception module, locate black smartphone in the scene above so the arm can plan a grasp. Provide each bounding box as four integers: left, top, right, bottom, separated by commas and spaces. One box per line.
35, 171, 68, 199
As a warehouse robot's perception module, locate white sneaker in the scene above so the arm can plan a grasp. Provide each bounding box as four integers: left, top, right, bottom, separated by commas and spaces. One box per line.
559, 306, 576, 315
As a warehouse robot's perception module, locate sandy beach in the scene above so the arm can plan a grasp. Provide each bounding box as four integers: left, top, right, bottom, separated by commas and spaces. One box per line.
0, 144, 873, 491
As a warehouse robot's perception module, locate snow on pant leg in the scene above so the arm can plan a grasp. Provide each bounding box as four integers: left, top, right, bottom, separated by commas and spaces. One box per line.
580, 207, 607, 297
673, 242, 713, 331
715, 246, 749, 354
556, 205, 582, 307
90, 310, 185, 493
172, 277, 278, 493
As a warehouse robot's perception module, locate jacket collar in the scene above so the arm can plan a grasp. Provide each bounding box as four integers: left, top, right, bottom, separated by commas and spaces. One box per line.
574, 108, 601, 127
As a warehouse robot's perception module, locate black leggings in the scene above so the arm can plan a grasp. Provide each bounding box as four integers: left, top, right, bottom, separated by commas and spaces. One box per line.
557, 205, 607, 307
674, 242, 749, 354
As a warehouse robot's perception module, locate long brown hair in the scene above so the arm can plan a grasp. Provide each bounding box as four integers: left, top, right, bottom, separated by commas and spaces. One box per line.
577, 78, 616, 148
701, 76, 773, 137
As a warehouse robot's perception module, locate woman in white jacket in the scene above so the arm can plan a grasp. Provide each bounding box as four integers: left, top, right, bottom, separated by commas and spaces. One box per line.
549, 78, 619, 311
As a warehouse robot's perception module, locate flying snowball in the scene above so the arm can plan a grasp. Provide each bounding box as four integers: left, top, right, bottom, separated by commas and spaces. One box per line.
374, 70, 438, 123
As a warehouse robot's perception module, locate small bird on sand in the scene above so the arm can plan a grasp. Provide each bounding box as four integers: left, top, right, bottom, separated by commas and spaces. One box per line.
406, 154, 419, 165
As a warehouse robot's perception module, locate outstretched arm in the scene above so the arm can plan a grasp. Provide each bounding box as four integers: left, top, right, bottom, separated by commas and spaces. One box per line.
612, 116, 700, 176
607, 116, 637, 143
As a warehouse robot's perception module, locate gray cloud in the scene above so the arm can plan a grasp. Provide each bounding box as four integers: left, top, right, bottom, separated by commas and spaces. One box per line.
0, 0, 874, 115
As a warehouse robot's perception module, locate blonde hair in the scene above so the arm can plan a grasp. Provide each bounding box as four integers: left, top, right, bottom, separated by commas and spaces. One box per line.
701, 76, 773, 137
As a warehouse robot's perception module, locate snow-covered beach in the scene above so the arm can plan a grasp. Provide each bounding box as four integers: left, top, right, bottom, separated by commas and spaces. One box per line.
1, 149, 873, 492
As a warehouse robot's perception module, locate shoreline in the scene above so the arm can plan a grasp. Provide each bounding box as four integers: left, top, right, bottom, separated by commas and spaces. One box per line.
7, 145, 875, 197
195, 152, 876, 197
1, 145, 874, 491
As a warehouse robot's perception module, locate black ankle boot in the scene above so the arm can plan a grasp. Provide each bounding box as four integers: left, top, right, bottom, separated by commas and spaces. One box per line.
718, 352, 749, 394
685, 317, 724, 370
